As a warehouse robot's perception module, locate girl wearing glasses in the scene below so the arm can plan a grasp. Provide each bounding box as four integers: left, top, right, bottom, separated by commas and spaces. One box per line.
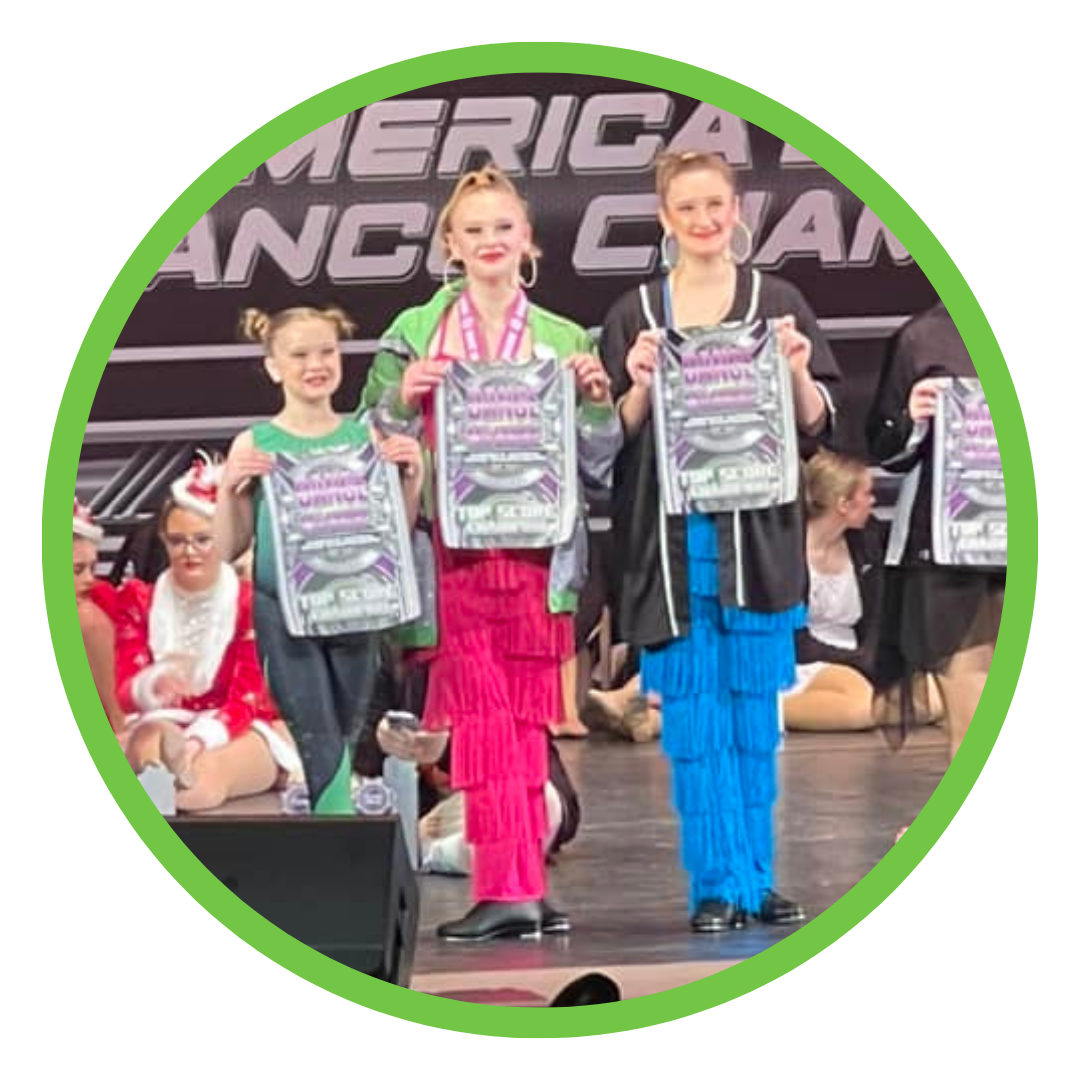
118, 456, 300, 810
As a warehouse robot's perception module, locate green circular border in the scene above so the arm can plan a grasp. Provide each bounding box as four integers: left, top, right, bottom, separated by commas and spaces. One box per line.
43, 42, 1036, 1037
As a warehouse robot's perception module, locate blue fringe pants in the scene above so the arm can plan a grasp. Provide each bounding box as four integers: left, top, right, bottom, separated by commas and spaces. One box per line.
641, 515, 805, 913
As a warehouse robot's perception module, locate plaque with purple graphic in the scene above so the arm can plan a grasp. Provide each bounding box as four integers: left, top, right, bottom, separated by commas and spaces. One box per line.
652, 320, 798, 515
261, 441, 420, 636
932, 379, 1007, 567
435, 354, 577, 549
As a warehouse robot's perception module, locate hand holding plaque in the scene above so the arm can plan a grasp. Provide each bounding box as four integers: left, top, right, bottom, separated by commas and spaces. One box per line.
567, 352, 612, 404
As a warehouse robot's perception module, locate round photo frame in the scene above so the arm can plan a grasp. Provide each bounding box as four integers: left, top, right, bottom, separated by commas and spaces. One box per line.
43, 41, 1035, 1037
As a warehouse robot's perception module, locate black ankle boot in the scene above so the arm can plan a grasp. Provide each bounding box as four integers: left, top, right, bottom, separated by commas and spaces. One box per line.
690, 899, 748, 933
436, 901, 543, 942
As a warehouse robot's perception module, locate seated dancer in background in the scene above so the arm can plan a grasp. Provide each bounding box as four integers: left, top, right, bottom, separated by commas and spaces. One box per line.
783, 451, 889, 731
587, 449, 889, 744
118, 455, 300, 811
351, 647, 584, 870
375, 719, 581, 877
582, 649, 662, 744
74, 500, 128, 737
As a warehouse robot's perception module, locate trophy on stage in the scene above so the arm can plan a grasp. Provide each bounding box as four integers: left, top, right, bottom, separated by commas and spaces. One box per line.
261, 440, 420, 636
931, 378, 1007, 567
435, 352, 577, 549
652, 320, 799, 516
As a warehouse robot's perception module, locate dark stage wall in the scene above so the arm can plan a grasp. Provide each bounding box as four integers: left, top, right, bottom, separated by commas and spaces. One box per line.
86, 74, 938, 471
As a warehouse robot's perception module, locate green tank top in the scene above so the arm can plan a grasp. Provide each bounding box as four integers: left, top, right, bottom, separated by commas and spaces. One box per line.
251, 417, 372, 596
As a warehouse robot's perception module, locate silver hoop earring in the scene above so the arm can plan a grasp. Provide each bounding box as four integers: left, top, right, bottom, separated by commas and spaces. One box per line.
519, 252, 539, 290
442, 257, 464, 289
660, 233, 679, 272
729, 220, 754, 265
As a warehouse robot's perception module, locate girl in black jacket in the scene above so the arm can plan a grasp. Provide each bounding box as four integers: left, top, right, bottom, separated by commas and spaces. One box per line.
600, 151, 842, 932
866, 302, 1004, 761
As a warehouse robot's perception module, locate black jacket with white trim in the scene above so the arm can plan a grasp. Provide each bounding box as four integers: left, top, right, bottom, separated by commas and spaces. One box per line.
599, 268, 843, 648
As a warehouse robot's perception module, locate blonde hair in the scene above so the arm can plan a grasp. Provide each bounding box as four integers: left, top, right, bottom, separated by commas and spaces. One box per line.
655, 149, 738, 205
239, 306, 356, 352
804, 450, 871, 518
434, 163, 540, 262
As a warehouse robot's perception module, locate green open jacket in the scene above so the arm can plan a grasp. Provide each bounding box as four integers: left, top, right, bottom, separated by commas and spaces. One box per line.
359, 283, 622, 648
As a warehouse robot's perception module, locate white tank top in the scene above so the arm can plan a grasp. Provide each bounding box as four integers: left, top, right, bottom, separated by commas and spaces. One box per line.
807, 558, 862, 651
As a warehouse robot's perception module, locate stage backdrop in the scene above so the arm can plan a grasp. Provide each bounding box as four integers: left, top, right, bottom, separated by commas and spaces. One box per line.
87, 74, 938, 469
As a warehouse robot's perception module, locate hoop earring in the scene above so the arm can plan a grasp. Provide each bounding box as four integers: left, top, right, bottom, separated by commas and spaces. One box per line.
729, 220, 754, 265
652, 232, 678, 272
442, 257, 464, 289
519, 252, 539, 290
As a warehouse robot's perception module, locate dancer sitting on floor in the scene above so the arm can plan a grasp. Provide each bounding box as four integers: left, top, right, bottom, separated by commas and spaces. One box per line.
375, 718, 581, 877
118, 456, 300, 811
600, 149, 842, 932
590, 454, 935, 738
582, 648, 662, 744
783, 451, 888, 731
216, 305, 425, 816
74, 500, 129, 738
361, 163, 620, 942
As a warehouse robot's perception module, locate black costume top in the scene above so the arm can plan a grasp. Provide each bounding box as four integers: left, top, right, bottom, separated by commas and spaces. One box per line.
599, 267, 842, 648
866, 301, 1005, 676
867, 300, 979, 567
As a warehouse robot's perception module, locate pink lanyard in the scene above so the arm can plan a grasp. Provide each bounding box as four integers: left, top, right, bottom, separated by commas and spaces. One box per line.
455, 289, 529, 362
425, 290, 530, 444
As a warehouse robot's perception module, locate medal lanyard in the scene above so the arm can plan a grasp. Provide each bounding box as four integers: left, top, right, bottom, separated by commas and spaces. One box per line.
457, 289, 529, 362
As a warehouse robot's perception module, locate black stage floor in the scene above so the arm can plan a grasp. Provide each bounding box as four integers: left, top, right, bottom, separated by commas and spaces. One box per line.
413, 727, 948, 977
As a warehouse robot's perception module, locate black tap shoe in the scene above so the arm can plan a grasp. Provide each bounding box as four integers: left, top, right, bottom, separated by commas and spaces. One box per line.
436, 901, 543, 942
540, 900, 572, 934
756, 890, 806, 925
690, 899, 748, 933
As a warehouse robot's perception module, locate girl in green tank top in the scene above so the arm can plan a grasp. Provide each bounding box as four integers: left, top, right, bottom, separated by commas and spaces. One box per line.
215, 305, 423, 814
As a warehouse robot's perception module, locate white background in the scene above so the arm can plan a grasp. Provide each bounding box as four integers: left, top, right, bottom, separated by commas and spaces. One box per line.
7, 3, 1074, 1074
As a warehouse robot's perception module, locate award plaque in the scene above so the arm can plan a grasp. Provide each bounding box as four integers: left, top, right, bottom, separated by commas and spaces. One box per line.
435, 354, 577, 549
931, 378, 1007, 567
261, 440, 420, 636
652, 320, 798, 515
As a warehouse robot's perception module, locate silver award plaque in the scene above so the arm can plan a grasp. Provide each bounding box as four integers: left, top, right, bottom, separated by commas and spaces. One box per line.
435, 354, 577, 549
931, 378, 1007, 567
262, 441, 421, 636
652, 320, 798, 515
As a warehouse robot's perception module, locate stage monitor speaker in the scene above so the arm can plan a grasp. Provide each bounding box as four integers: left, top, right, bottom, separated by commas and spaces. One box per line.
171, 816, 418, 986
